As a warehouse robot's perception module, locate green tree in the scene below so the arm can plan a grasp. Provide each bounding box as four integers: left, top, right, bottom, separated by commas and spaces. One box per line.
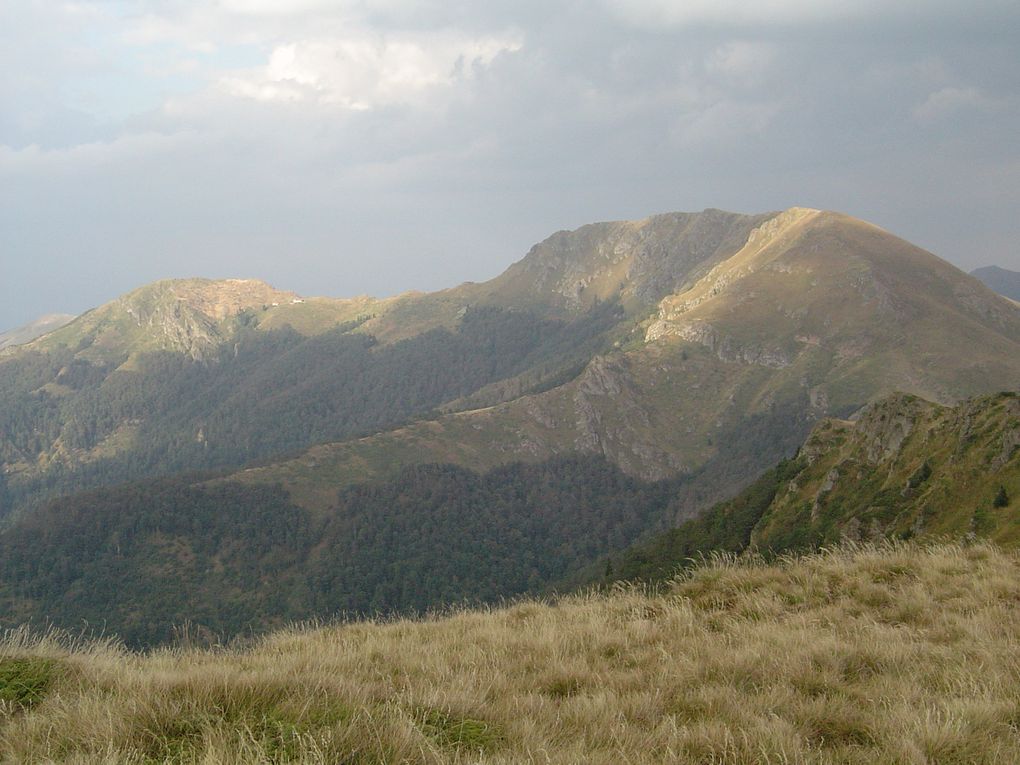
993, 486, 1010, 508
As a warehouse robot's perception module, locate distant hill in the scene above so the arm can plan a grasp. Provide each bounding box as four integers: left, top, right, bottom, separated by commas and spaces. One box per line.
601, 391, 1020, 584
0, 313, 75, 350
972, 265, 1020, 301
24, 278, 380, 362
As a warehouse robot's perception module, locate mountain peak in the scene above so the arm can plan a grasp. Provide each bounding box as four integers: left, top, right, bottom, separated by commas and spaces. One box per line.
645, 207, 1020, 371
115, 278, 298, 323
483, 208, 780, 313
30, 278, 303, 361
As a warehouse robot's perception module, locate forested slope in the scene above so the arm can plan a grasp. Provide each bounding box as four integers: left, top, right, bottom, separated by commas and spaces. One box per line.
0, 456, 682, 646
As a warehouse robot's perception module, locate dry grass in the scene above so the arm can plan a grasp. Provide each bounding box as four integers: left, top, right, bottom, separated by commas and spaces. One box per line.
0, 541, 1017, 763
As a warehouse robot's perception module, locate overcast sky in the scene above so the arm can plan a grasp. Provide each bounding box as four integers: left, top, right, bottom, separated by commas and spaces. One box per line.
2, 1, 1019, 329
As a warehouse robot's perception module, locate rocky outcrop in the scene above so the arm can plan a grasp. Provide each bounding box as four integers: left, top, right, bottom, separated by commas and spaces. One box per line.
494, 209, 775, 312
850, 394, 934, 464
647, 320, 792, 368
752, 391, 1020, 549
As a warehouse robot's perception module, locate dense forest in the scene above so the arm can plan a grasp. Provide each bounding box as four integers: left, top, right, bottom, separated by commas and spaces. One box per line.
0, 303, 622, 515
0, 455, 685, 647
594, 458, 807, 584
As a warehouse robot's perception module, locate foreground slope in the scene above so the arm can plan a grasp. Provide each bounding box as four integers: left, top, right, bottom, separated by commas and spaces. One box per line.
1, 542, 1017, 763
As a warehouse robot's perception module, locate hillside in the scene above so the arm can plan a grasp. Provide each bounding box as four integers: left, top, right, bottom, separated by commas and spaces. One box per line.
972, 264, 1020, 301
604, 391, 1020, 583
0, 542, 1016, 763
753, 392, 1020, 548
0, 298, 622, 514
230, 208, 1020, 515
0, 314, 75, 350
0, 389, 1016, 647
0, 455, 688, 646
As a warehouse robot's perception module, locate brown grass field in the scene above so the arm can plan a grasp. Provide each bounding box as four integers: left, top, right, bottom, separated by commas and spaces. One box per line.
0, 540, 1017, 763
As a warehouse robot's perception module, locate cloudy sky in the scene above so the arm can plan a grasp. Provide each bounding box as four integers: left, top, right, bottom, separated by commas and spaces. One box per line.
2, 0, 1019, 329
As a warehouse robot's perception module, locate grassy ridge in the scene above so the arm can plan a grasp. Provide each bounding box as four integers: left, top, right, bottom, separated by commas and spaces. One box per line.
752, 392, 1020, 550
0, 541, 1017, 763
601, 391, 1020, 585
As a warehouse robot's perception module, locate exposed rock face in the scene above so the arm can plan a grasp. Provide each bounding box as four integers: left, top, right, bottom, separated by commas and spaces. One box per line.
492, 209, 776, 312
851, 395, 931, 464
648, 320, 792, 368
811, 467, 840, 520
573, 355, 624, 453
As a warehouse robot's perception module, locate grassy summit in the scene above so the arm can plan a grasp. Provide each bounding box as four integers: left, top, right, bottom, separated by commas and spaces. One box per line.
0, 541, 1017, 763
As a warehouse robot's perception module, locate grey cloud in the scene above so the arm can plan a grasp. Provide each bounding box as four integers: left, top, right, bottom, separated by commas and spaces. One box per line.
1, 1, 1018, 329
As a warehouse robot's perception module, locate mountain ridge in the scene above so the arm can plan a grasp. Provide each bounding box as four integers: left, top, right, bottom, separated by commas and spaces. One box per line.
972, 264, 1020, 302
1, 205, 1019, 644
225, 208, 1020, 514
599, 390, 1020, 585
0, 313, 76, 351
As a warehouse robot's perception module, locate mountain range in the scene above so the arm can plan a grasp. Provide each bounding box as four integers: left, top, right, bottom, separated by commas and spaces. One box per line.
1, 206, 1018, 644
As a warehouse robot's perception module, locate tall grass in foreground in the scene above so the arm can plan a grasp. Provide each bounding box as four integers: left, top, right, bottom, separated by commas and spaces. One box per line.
0, 541, 1017, 763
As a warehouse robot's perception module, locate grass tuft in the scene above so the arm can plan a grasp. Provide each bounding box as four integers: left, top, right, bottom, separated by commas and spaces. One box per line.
0, 657, 62, 709
416, 708, 503, 753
